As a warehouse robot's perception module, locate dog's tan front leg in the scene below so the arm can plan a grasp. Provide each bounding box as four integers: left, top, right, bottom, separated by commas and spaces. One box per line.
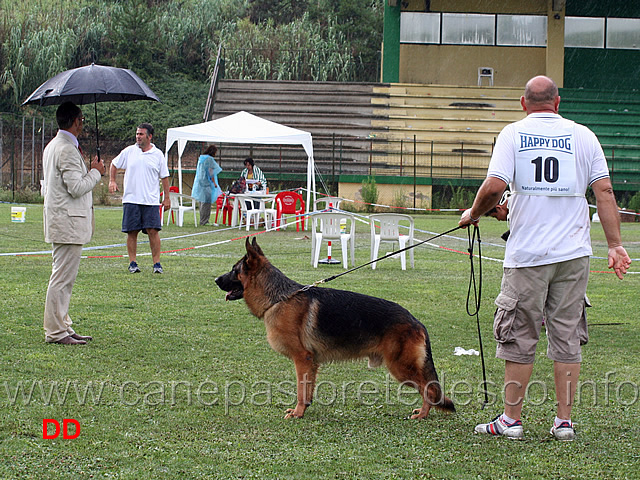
284, 353, 318, 419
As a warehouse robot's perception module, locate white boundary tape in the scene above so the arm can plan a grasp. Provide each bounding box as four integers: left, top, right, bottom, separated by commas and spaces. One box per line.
2, 194, 639, 272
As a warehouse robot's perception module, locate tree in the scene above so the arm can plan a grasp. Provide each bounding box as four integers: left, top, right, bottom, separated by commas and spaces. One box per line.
109, 0, 158, 72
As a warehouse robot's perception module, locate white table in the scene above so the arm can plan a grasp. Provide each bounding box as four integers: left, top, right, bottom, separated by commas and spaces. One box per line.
229, 192, 276, 228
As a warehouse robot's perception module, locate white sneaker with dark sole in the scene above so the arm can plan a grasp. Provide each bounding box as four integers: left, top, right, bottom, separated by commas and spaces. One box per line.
550, 421, 576, 441
475, 415, 524, 440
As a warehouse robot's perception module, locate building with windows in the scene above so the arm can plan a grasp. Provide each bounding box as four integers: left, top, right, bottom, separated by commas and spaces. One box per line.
382, 0, 640, 89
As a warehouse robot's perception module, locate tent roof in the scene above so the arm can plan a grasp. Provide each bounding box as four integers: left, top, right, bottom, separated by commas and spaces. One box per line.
165, 110, 313, 159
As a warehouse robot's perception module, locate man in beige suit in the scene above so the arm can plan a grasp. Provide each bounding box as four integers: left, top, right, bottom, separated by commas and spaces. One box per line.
42, 102, 106, 345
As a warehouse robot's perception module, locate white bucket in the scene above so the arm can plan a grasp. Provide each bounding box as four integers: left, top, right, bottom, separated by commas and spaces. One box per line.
11, 206, 26, 223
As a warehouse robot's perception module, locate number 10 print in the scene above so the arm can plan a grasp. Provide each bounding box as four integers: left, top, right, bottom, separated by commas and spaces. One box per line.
531, 156, 559, 183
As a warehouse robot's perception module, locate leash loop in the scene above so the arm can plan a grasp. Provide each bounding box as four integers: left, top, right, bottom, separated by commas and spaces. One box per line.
465, 225, 489, 409
466, 225, 482, 317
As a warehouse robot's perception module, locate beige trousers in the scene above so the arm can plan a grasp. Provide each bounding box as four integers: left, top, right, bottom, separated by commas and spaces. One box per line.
44, 243, 83, 342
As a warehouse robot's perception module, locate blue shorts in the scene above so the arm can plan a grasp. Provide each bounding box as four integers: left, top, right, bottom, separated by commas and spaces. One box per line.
122, 203, 162, 235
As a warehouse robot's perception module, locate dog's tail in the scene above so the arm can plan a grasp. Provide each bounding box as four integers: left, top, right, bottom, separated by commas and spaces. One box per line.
423, 369, 456, 413
423, 337, 456, 413
428, 382, 456, 413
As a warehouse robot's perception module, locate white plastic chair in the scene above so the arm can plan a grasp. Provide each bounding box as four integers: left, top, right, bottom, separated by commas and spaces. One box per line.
168, 192, 197, 227
238, 196, 276, 231
263, 196, 277, 230
311, 212, 356, 268
370, 213, 415, 270
313, 196, 343, 212
238, 196, 262, 231
478, 67, 494, 86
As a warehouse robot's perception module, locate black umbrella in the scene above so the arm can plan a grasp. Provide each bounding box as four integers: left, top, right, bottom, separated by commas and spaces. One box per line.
22, 63, 160, 161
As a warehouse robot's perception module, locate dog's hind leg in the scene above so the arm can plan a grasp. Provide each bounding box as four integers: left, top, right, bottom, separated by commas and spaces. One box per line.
409, 358, 455, 418
382, 324, 454, 419
411, 383, 439, 419
386, 365, 435, 419
383, 349, 433, 418
284, 352, 319, 419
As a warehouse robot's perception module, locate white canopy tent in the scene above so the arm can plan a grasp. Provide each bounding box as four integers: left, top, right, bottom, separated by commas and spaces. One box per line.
164, 111, 316, 214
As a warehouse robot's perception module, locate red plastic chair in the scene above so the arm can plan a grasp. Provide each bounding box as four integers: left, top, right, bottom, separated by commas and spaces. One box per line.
215, 193, 234, 225
275, 191, 305, 231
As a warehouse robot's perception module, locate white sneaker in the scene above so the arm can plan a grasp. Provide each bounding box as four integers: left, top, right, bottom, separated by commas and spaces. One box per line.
475, 414, 524, 440
550, 421, 576, 441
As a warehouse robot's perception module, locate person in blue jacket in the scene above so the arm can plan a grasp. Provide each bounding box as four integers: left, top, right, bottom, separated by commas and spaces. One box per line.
192, 145, 222, 225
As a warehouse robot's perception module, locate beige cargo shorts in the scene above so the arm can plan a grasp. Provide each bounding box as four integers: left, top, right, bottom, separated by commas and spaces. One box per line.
493, 256, 590, 364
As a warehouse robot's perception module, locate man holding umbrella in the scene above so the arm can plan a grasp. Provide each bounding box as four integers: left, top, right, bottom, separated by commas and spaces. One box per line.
43, 101, 106, 345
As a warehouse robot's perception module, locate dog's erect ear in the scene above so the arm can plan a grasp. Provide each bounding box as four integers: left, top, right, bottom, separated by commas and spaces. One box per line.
244, 237, 264, 270
251, 237, 264, 256
245, 237, 263, 257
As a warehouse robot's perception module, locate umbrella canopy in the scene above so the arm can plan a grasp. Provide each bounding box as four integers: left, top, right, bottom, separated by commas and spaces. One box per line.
22, 63, 159, 106
22, 63, 159, 161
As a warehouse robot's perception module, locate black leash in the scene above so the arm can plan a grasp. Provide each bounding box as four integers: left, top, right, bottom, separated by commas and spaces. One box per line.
301, 225, 463, 290
301, 222, 490, 409
465, 225, 489, 409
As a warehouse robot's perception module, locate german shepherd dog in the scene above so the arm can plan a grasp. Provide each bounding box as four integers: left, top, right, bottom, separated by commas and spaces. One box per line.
215, 238, 455, 419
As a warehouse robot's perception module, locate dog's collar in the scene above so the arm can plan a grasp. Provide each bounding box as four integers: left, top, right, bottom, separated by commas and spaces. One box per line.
299, 279, 327, 292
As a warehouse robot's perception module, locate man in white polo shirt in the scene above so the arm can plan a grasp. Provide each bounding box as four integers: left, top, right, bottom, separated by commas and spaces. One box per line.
459, 75, 631, 441
109, 123, 171, 274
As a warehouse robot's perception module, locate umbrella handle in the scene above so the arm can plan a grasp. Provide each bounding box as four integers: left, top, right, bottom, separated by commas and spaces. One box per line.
94, 102, 101, 163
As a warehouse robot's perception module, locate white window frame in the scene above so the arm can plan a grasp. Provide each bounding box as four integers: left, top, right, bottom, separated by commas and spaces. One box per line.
497, 15, 547, 47
441, 13, 495, 46
565, 16, 605, 48
606, 17, 640, 50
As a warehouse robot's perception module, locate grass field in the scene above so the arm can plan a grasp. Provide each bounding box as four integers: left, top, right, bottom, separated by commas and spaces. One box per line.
1, 201, 639, 479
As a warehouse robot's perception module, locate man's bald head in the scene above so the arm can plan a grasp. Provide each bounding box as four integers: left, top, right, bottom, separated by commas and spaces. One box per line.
521, 75, 560, 114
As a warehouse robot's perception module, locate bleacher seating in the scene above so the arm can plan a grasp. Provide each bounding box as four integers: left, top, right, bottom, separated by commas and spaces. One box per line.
206, 80, 640, 189
559, 88, 640, 187
370, 84, 524, 178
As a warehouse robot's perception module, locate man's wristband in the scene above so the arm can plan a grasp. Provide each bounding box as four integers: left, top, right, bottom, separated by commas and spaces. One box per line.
469, 213, 481, 222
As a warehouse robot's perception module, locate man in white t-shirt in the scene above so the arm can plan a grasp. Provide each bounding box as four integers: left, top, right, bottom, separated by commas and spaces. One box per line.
459, 76, 631, 441
109, 123, 171, 274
